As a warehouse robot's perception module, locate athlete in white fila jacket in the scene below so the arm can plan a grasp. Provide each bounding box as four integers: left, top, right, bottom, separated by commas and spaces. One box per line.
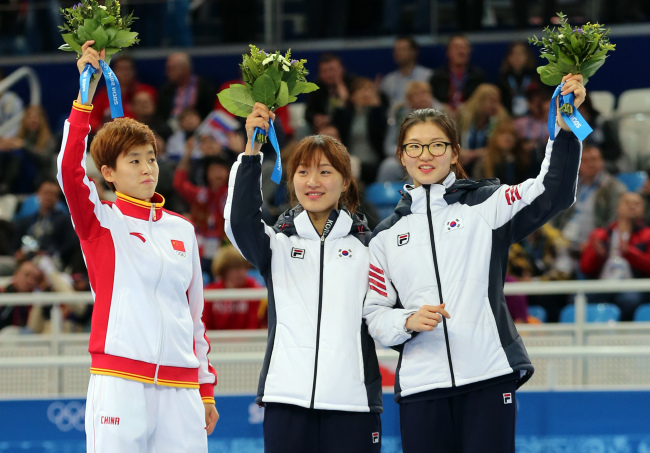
364, 74, 586, 453
225, 104, 382, 453
57, 42, 217, 452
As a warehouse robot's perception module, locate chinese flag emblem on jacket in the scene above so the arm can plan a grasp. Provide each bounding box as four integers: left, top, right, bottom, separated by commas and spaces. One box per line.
171, 240, 186, 252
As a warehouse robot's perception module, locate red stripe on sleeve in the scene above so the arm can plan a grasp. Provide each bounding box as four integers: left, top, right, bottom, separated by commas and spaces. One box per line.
370, 284, 388, 298
369, 264, 384, 275
369, 271, 385, 282
369, 278, 386, 291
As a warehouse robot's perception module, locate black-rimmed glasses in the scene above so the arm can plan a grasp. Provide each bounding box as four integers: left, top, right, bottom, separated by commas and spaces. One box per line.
402, 141, 451, 158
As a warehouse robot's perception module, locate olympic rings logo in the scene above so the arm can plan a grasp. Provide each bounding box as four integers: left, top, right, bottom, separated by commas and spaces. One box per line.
47, 401, 85, 432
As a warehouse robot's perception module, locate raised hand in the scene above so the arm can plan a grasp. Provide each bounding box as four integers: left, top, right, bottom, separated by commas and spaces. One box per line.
76, 40, 106, 105
245, 103, 276, 155
556, 73, 586, 132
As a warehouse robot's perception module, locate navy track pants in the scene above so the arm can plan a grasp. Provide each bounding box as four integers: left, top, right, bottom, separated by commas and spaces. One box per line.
263, 402, 382, 453
400, 380, 517, 453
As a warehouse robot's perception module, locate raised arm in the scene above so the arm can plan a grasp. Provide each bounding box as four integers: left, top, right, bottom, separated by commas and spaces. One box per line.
224, 104, 277, 274
469, 74, 586, 244
56, 41, 110, 241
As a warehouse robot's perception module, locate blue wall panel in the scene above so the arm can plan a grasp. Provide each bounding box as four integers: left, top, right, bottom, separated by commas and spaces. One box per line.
1, 391, 649, 452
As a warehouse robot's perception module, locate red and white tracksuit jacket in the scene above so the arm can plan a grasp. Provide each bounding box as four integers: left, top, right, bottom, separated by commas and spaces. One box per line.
57, 101, 216, 403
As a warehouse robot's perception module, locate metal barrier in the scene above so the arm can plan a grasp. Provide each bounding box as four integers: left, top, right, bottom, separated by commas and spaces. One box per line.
2, 279, 650, 396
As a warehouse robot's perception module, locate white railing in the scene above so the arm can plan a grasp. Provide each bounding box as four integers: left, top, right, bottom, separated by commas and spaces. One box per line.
0, 66, 41, 137
2, 279, 650, 395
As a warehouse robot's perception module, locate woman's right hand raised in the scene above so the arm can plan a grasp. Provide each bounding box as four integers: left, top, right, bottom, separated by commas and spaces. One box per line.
245, 103, 275, 155
76, 41, 106, 105
405, 303, 451, 333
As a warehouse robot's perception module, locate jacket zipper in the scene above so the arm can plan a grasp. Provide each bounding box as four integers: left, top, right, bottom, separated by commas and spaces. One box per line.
148, 204, 165, 384
425, 186, 456, 387
309, 234, 326, 409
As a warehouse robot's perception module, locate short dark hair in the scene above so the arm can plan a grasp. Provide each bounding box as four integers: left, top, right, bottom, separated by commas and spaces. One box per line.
38, 176, 59, 189
397, 35, 419, 51
447, 34, 470, 49
202, 155, 230, 175
318, 53, 341, 66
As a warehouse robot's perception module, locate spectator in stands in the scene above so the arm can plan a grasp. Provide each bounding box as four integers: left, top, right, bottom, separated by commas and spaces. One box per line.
157, 52, 215, 123
13, 106, 57, 192
513, 83, 554, 177
166, 107, 203, 162
89, 55, 158, 133
130, 90, 172, 142
377, 81, 446, 183
202, 245, 266, 330
510, 223, 573, 322
381, 37, 433, 120
0, 259, 43, 331
10, 178, 78, 268
173, 141, 230, 276
641, 170, 650, 226
457, 83, 509, 174
472, 119, 530, 185
305, 54, 355, 132
498, 41, 539, 118
428, 35, 486, 112
331, 77, 387, 186
577, 97, 622, 173
581, 192, 650, 321
554, 144, 627, 254
0, 67, 26, 194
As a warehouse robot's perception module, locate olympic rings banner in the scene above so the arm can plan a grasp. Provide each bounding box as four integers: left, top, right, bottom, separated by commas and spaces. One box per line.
1, 393, 649, 452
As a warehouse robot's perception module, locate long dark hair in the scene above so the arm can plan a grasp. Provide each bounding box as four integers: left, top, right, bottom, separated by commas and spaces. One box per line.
396, 109, 468, 180
287, 135, 360, 213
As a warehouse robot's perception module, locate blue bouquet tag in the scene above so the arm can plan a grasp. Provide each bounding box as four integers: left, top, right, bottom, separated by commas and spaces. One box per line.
79, 61, 124, 118
251, 119, 282, 184
548, 82, 593, 141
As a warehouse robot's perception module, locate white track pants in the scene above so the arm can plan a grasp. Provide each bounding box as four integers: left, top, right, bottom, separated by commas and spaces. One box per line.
85, 374, 208, 453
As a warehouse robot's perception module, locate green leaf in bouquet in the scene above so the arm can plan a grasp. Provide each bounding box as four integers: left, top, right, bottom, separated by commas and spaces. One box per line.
217, 85, 255, 118
61, 33, 82, 53
253, 74, 276, 108
586, 39, 599, 55
285, 67, 299, 94
58, 44, 75, 52
276, 81, 289, 108
557, 49, 574, 68
101, 16, 116, 26
539, 64, 563, 86
105, 47, 121, 57
579, 58, 606, 81
291, 81, 319, 96
83, 18, 100, 34
288, 95, 298, 103
113, 30, 138, 48
77, 26, 92, 42
266, 65, 282, 91
245, 58, 261, 79
541, 53, 557, 63
90, 26, 109, 50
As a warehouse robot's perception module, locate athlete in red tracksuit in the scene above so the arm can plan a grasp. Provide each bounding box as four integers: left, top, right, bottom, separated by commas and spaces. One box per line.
57, 41, 218, 452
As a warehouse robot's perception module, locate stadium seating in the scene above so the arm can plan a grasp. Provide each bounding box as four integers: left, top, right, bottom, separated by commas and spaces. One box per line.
528, 305, 547, 323
366, 181, 404, 220
560, 303, 621, 323
634, 304, 650, 322
618, 88, 650, 114
590, 90, 616, 118
616, 171, 648, 192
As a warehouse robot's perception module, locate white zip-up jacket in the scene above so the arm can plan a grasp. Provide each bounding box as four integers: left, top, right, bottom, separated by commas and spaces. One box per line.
57, 102, 216, 403
225, 153, 382, 412
364, 128, 581, 400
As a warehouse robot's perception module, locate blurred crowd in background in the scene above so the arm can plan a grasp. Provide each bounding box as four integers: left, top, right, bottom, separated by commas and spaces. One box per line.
2, 1, 650, 335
